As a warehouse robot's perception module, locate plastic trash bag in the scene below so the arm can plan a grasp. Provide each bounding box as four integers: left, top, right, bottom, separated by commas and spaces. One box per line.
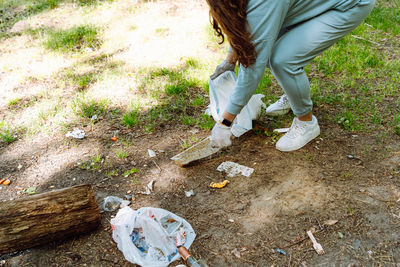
207, 71, 266, 137
110, 207, 196, 267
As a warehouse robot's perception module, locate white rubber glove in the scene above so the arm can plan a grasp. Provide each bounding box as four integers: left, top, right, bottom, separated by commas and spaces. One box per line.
210, 60, 235, 80
210, 122, 232, 148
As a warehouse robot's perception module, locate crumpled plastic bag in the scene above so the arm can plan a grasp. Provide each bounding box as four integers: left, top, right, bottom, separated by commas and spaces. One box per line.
110, 207, 196, 267
207, 71, 266, 137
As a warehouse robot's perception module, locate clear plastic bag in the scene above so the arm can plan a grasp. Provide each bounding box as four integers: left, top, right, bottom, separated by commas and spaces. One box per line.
110, 207, 196, 267
207, 71, 266, 137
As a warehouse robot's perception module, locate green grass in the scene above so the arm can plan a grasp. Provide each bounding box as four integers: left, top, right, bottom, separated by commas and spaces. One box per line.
122, 58, 215, 132
44, 25, 100, 52
123, 168, 138, 177
8, 97, 22, 107
71, 93, 108, 119
0, 121, 17, 144
115, 150, 129, 159
365, 6, 400, 35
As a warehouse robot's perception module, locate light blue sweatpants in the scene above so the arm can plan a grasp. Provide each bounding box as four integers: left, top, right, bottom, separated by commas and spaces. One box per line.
268, 0, 375, 117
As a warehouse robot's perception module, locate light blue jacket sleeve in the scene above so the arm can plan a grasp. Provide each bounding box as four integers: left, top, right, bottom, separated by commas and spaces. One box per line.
225, 0, 290, 115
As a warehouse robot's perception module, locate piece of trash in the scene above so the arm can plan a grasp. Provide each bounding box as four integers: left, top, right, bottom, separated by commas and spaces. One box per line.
185, 190, 195, 197
274, 128, 290, 133
353, 239, 361, 250
209, 180, 229, 189
24, 186, 36, 195
111, 137, 118, 141
148, 149, 156, 158
66, 128, 85, 139
17, 164, 23, 169
171, 137, 220, 167
2, 179, 11, 186
307, 230, 324, 255
0, 179, 5, 184
276, 248, 288, 256
90, 114, 98, 121
217, 161, 254, 177
338, 232, 344, 239
141, 180, 154, 195
323, 219, 338, 226
232, 248, 241, 258
110, 207, 196, 266
347, 154, 355, 159
103, 196, 129, 212
228, 219, 234, 223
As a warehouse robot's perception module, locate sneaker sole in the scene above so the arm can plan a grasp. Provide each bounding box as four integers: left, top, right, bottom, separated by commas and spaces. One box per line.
276, 125, 320, 152
265, 108, 291, 116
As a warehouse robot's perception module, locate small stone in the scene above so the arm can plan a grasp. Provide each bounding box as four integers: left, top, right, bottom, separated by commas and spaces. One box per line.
124, 194, 132, 200
228, 219, 234, 223
347, 154, 355, 159
127, 190, 132, 194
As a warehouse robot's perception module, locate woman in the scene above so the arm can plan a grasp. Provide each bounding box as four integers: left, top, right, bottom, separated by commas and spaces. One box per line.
207, 0, 375, 151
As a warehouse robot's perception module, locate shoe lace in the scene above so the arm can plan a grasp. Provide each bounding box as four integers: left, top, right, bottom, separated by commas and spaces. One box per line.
277, 95, 288, 106
285, 119, 306, 139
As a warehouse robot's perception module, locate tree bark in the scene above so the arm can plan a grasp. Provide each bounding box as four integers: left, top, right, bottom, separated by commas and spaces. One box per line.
0, 184, 101, 255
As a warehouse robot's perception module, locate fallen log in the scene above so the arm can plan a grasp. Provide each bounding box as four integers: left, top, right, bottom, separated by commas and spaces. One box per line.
0, 184, 101, 255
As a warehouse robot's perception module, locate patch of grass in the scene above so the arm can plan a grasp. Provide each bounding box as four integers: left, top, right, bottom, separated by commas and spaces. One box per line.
165, 79, 200, 96
128, 59, 214, 131
106, 169, 119, 177
394, 125, 400, 137
115, 150, 129, 159
365, 6, 400, 35
337, 111, 361, 131
154, 27, 169, 37
8, 97, 22, 107
71, 93, 108, 119
123, 168, 138, 177
44, 25, 100, 52
79, 154, 103, 171
0, 121, 17, 144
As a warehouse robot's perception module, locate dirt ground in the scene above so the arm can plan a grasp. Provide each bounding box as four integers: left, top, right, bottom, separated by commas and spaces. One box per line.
1, 113, 399, 266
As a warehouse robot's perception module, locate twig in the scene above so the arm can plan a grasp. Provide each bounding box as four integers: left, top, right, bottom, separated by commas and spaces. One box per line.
351, 35, 381, 46
152, 160, 162, 172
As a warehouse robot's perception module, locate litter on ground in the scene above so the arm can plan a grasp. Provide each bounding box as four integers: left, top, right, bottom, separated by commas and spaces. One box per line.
185, 190, 195, 197
65, 128, 85, 139
148, 149, 156, 158
110, 207, 196, 267
217, 161, 254, 177
103, 196, 130, 212
307, 230, 324, 255
273, 128, 290, 133
140, 180, 154, 195
209, 180, 229, 189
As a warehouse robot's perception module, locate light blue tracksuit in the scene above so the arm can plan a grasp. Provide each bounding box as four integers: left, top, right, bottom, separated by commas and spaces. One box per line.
225, 0, 375, 117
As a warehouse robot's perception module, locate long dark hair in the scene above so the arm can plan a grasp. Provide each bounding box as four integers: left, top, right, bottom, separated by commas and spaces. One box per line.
206, 0, 256, 68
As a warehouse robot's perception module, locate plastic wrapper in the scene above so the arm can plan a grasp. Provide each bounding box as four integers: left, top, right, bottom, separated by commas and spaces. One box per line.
110, 207, 196, 267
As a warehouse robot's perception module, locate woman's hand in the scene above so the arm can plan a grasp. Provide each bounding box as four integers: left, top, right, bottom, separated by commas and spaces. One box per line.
210, 51, 238, 80
210, 123, 233, 148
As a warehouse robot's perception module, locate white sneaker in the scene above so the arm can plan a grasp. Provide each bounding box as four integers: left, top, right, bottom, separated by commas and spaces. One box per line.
265, 94, 291, 116
276, 115, 320, 152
